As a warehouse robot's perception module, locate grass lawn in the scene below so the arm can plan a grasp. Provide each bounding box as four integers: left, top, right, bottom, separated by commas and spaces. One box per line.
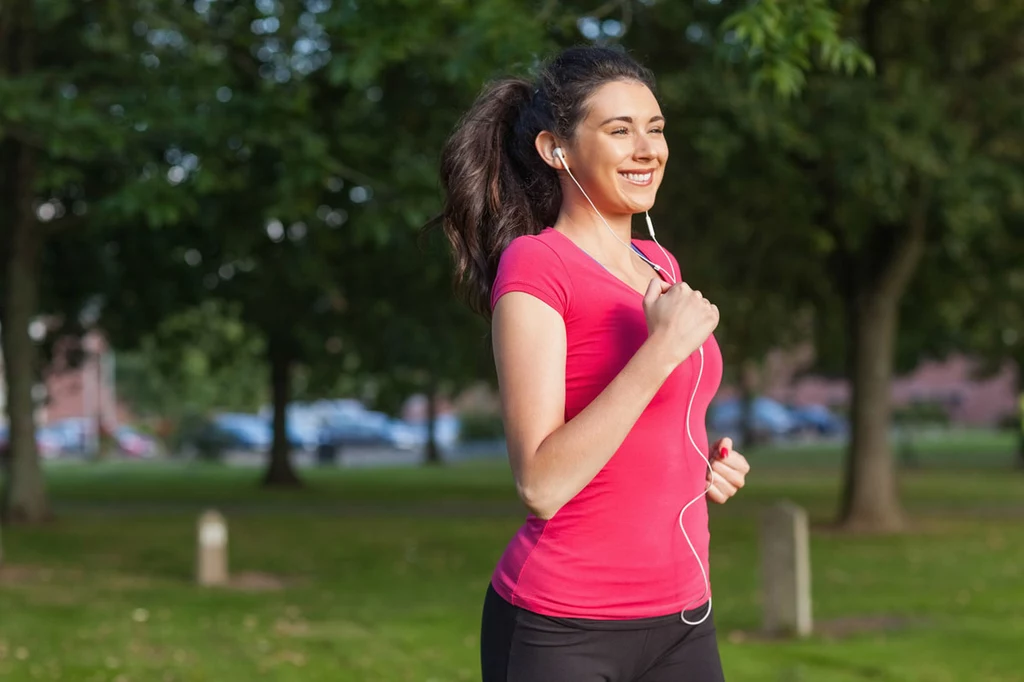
1, 452, 1023, 682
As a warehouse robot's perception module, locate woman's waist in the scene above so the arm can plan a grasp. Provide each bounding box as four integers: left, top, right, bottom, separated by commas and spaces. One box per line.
514, 495, 710, 561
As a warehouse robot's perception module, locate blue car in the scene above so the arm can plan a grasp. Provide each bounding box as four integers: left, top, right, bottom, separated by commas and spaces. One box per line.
788, 404, 847, 435
195, 413, 273, 453
708, 397, 799, 438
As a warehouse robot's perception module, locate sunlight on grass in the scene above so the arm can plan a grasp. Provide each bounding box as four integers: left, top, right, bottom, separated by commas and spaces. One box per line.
1, 456, 1022, 681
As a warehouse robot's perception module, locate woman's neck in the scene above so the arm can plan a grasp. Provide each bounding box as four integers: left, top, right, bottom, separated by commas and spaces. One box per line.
554, 201, 637, 272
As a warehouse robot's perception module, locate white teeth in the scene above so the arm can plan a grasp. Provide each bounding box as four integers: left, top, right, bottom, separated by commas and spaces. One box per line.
621, 172, 652, 184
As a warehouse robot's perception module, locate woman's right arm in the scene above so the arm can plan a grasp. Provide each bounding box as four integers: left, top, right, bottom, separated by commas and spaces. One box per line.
493, 279, 718, 520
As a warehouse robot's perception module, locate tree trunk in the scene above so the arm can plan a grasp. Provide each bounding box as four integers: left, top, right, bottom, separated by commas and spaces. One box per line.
1, 0, 48, 522
424, 387, 441, 465
261, 339, 301, 487
838, 205, 928, 532
0, 139, 50, 524
739, 359, 759, 448
839, 289, 905, 531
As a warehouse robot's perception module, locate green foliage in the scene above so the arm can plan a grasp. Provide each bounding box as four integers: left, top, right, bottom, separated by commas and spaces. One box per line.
459, 412, 506, 441
723, 0, 874, 96
9, 0, 1019, 514
115, 300, 268, 420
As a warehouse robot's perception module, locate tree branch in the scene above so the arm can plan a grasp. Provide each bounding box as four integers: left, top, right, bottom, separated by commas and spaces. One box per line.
877, 182, 929, 300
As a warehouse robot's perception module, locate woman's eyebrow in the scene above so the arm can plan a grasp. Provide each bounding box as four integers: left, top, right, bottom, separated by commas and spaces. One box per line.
598, 114, 666, 125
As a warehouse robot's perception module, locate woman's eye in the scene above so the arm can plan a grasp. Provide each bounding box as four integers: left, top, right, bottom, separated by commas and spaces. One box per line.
649, 127, 664, 135
611, 127, 629, 135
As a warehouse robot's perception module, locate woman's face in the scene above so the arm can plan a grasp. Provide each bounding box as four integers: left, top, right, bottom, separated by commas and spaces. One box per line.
563, 80, 668, 216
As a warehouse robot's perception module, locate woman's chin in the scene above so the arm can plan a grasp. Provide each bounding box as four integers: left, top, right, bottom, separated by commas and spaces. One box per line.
621, 196, 657, 215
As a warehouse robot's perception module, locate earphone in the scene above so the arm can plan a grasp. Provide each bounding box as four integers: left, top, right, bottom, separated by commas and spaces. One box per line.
553, 147, 677, 284
554, 145, 715, 626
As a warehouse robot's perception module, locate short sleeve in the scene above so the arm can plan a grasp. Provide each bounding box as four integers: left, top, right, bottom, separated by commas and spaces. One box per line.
490, 235, 573, 316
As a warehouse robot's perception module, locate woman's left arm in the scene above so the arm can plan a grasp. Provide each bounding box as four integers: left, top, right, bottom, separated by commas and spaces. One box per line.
706, 437, 751, 504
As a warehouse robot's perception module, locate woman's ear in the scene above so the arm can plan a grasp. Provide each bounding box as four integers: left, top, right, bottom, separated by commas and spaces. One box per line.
535, 131, 565, 170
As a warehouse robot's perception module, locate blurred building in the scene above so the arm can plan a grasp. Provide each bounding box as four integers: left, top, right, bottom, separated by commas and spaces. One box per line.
0, 330, 130, 433
750, 348, 1018, 427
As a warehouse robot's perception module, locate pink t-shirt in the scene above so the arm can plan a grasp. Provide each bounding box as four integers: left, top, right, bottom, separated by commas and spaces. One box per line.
488, 227, 724, 620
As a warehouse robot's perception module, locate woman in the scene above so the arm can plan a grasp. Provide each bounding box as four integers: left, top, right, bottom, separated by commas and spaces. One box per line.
436, 45, 750, 682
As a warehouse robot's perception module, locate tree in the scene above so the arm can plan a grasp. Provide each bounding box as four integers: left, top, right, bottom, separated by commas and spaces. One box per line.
3, 1, 140, 520
344, 230, 494, 465
631, 0, 1024, 530
1, 0, 245, 521
599, 0, 1024, 532
615, 2, 864, 441
116, 300, 268, 424
0, 0, 885, 516
798, 0, 1024, 530
924, 214, 1024, 466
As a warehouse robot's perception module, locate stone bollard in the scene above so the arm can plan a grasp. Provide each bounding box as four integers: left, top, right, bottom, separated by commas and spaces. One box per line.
760, 501, 812, 637
196, 510, 228, 587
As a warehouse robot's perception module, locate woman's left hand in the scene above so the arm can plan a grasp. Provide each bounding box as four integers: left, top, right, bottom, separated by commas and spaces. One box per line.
706, 437, 750, 504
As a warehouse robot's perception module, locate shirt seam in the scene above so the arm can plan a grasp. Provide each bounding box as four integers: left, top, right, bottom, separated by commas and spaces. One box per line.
492, 280, 563, 315
509, 519, 550, 608
531, 234, 577, 319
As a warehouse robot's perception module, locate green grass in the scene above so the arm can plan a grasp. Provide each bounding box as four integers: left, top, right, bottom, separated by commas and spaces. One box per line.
2, 455, 1024, 682
747, 428, 1019, 470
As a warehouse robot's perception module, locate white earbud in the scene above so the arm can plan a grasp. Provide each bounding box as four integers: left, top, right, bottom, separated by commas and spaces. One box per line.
553, 147, 567, 169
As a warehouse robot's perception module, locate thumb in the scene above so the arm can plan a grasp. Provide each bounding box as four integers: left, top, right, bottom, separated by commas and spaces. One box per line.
715, 437, 734, 460
642, 277, 671, 309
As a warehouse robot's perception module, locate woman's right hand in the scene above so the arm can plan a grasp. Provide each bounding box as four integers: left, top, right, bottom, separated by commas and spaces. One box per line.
642, 278, 720, 367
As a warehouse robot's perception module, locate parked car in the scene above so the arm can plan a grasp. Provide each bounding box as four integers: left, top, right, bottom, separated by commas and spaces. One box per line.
708, 397, 800, 440
188, 413, 272, 457
788, 403, 847, 436
389, 414, 461, 453
318, 410, 394, 448
114, 426, 158, 458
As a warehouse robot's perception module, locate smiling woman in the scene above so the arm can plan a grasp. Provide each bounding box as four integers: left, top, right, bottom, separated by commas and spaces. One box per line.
430, 45, 748, 682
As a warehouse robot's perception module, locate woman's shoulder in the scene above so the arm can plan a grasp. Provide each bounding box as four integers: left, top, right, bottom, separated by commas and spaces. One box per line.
504, 227, 563, 252
499, 228, 569, 269
492, 228, 574, 313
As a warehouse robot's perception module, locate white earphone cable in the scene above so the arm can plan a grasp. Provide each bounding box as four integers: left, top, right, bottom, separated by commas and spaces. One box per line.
679, 344, 713, 625
555, 148, 712, 625
556, 150, 675, 285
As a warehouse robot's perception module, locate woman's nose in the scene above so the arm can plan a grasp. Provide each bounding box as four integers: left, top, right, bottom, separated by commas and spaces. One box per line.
633, 134, 656, 160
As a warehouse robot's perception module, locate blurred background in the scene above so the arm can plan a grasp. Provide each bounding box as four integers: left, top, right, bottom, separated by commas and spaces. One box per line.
1, 1, 1022, 681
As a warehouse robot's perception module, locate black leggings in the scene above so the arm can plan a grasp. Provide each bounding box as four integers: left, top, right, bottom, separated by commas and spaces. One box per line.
480, 585, 725, 682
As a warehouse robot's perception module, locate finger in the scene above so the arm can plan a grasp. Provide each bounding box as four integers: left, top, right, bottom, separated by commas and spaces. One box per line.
708, 472, 738, 498
642, 277, 669, 308
724, 450, 751, 475
715, 437, 734, 460
711, 461, 745, 490
706, 483, 729, 504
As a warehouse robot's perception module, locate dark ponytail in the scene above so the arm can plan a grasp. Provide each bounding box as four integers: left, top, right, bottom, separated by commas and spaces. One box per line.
433, 45, 656, 318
